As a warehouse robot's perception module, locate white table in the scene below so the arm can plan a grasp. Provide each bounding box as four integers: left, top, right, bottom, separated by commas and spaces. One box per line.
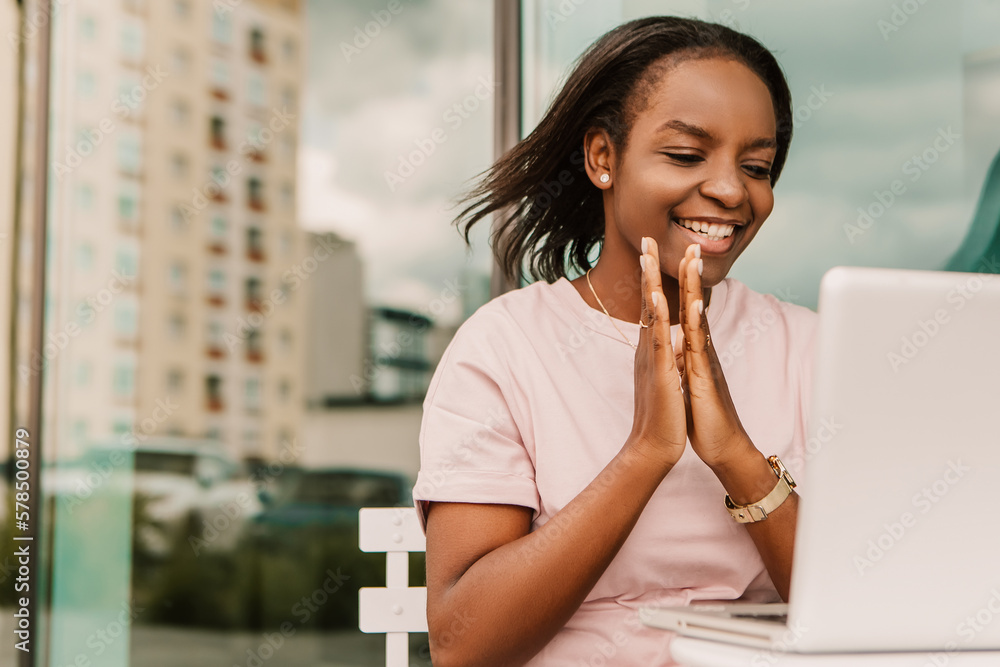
670, 636, 1000, 666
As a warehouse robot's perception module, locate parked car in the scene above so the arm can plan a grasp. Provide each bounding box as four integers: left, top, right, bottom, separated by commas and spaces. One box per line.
45, 437, 262, 557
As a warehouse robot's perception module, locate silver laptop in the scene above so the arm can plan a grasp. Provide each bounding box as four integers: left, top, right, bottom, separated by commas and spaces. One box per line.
641, 266, 1000, 654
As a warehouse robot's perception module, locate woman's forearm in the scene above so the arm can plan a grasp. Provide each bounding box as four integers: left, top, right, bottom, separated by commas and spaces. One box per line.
709, 443, 798, 601
428, 439, 673, 667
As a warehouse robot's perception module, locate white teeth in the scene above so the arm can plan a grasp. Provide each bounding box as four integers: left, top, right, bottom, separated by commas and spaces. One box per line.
676, 218, 736, 240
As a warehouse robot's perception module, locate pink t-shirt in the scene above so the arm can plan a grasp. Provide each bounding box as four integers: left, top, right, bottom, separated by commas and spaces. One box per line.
413, 275, 818, 666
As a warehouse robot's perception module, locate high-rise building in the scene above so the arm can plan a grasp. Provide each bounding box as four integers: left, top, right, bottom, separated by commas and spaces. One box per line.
45, 0, 305, 461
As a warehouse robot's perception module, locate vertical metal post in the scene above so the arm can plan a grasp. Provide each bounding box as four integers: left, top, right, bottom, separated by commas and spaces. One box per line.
22, 0, 52, 665
491, 0, 522, 297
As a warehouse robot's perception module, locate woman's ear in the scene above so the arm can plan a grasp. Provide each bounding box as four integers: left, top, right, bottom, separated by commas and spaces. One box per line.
583, 127, 615, 189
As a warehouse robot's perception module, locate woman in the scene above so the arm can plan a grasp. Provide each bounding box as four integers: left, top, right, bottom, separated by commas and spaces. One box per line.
413, 16, 818, 666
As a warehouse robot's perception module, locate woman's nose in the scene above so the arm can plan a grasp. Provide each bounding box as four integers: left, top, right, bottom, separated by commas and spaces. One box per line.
698, 161, 749, 208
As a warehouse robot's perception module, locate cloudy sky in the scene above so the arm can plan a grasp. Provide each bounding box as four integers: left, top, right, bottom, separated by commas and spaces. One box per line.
299, 0, 1000, 315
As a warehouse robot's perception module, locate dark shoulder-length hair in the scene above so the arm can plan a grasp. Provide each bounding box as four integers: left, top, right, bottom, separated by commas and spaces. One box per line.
452, 16, 793, 285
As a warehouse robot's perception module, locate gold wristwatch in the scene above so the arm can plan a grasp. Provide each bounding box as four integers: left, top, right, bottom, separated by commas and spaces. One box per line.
725, 456, 796, 523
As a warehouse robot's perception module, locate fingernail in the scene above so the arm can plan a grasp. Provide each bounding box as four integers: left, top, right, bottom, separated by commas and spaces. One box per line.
697, 258, 703, 276
692, 244, 701, 259
651, 291, 659, 309
695, 299, 703, 315
641, 237, 648, 254
639, 255, 646, 272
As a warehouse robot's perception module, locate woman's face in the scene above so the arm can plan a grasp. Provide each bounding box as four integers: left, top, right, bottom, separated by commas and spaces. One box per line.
609, 56, 778, 286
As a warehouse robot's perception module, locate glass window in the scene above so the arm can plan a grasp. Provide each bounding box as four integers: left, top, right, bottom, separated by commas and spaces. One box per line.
76, 70, 96, 98
170, 99, 189, 126
112, 361, 135, 398
118, 181, 140, 225
211, 59, 229, 89
247, 73, 265, 107
173, 0, 190, 19
211, 12, 232, 44
117, 133, 142, 174
114, 300, 138, 337
75, 243, 94, 272
250, 27, 266, 61
210, 215, 226, 238
76, 183, 94, 210
244, 377, 260, 410
207, 268, 226, 292
169, 261, 186, 294
167, 369, 184, 391
121, 20, 144, 63
115, 245, 138, 279
79, 15, 96, 41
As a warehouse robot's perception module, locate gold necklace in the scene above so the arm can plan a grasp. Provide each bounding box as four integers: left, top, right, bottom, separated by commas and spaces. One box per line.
585, 268, 637, 350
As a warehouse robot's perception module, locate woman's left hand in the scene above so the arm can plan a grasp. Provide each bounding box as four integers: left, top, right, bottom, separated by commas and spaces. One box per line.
675, 243, 757, 469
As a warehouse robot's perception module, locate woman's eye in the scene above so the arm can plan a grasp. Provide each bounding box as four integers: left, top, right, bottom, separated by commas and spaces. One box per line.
744, 164, 772, 179
664, 153, 702, 164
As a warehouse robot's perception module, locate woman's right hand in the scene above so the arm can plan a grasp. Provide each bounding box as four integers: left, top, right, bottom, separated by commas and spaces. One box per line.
627, 235, 688, 468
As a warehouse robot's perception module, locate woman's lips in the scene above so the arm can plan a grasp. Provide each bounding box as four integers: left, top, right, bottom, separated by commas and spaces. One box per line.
671, 218, 739, 253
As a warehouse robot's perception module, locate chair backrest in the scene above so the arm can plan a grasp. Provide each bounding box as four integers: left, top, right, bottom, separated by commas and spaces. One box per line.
358, 507, 428, 667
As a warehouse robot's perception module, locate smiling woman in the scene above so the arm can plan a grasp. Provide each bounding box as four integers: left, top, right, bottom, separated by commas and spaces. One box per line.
414, 16, 817, 667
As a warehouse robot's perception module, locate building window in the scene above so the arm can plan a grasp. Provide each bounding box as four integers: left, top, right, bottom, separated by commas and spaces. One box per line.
282, 37, 296, 62
170, 205, 187, 231
168, 313, 186, 339
118, 181, 140, 228
117, 134, 142, 175
245, 378, 261, 411
207, 268, 226, 306
250, 27, 266, 63
207, 321, 225, 358
75, 361, 91, 387
115, 246, 138, 280
171, 99, 190, 126
76, 243, 94, 272
113, 362, 135, 398
281, 86, 296, 110
171, 153, 188, 180
247, 73, 265, 107
210, 116, 226, 149
211, 59, 229, 91
247, 227, 264, 261
173, 0, 190, 19
171, 48, 190, 75
248, 178, 264, 210
206, 375, 224, 411
212, 12, 232, 44
76, 71, 96, 98
167, 369, 184, 392
211, 215, 227, 239
121, 21, 144, 63
169, 262, 186, 294
114, 301, 138, 338
247, 328, 263, 362
118, 75, 143, 115
79, 15, 96, 41
245, 276, 262, 311
76, 183, 95, 211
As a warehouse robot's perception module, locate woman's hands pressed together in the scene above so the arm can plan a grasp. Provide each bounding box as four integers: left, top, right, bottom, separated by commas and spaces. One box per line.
632, 236, 758, 473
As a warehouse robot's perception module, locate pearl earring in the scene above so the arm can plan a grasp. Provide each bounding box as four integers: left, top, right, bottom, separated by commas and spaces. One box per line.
600, 174, 610, 183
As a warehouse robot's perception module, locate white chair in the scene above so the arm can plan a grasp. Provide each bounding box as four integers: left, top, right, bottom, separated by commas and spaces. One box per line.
358, 507, 428, 667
